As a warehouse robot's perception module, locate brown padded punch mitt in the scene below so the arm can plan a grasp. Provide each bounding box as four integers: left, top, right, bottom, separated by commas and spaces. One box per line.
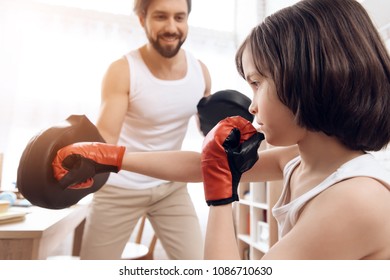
197, 89, 254, 136
16, 115, 109, 209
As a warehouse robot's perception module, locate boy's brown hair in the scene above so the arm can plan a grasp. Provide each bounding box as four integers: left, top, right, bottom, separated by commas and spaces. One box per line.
236, 0, 390, 151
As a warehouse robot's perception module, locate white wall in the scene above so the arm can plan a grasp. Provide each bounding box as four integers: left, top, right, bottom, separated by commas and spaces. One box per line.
0, 0, 245, 188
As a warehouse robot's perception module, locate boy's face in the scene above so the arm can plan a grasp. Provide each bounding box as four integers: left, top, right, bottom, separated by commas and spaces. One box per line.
140, 0, 189, 58
241, 46, 306, 147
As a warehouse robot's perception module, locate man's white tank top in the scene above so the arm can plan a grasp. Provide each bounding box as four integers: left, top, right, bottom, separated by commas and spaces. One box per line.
107, 49, 205, 190
273, 153, 390, 238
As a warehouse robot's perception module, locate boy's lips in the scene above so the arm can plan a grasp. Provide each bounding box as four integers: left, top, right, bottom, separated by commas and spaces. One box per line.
253, 122, 263, 132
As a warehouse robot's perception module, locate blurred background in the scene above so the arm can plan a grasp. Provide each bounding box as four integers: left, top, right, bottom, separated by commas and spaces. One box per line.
0, 0, 389, 190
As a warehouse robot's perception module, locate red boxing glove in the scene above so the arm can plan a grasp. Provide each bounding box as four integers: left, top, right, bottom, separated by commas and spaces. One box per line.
52, 142, 125, 189
201, 116, 264, 206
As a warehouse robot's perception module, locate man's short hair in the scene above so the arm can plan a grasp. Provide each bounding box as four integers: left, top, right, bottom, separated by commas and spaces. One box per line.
133, 0, 191, 16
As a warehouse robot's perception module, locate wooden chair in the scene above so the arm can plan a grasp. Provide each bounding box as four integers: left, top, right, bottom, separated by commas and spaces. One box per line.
121, 215, 158, 260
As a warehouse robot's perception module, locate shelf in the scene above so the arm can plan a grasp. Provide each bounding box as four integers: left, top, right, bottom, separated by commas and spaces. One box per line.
237, 234, 269, 253
235, 143, 283, 259
239, 199, 252, 206
252, 201, 268, 210
239, 199, 268, 209
237, 233, 251, 244
236, 180, 283, 259
252, 241, 269, 253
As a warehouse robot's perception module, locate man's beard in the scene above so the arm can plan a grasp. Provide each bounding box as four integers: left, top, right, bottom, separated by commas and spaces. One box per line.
148, 32, 186, 58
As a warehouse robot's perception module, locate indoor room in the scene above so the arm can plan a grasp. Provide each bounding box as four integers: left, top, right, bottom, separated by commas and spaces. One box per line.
0, 0, 389, 262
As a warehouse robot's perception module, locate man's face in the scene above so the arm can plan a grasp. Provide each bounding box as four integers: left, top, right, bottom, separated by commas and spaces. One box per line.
141, 0, 189, 58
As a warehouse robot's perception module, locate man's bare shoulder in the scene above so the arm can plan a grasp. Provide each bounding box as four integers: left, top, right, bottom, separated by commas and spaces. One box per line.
107, 57, 129, 73
103, 56, 130, 87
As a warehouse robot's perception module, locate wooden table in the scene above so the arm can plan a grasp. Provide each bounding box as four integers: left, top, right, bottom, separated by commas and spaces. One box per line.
0, 202, 89, 260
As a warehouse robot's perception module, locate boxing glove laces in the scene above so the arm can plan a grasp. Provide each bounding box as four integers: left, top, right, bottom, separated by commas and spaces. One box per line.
201, 116, 264, 206
52, 142, 126, 189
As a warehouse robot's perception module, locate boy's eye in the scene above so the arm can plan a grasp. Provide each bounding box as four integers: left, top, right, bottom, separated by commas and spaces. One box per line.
249, 81, 260, 89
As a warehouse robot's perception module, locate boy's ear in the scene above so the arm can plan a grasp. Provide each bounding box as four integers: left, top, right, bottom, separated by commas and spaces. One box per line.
138, 15, 146, 28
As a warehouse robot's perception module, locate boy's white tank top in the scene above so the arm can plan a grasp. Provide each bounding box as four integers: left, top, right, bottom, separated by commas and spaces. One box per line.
273, 153, 390, 238
107, 49, 205, 190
